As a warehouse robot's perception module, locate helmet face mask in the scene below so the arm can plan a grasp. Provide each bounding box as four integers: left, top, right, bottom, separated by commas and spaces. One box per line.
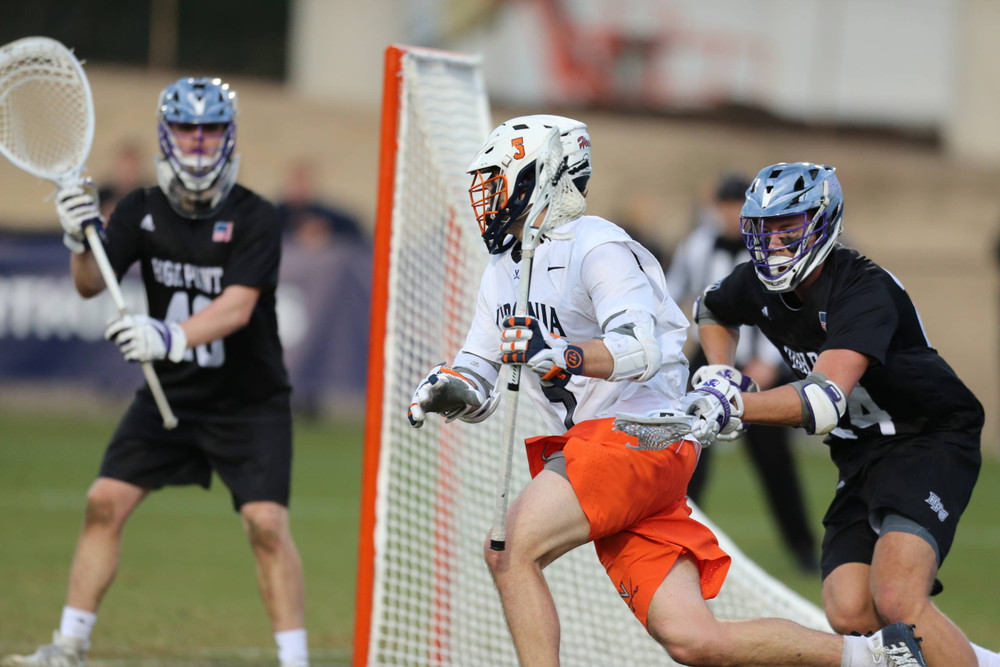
467, 115, 590, 255
740, 162, 843, 292
155, 77, 240, 219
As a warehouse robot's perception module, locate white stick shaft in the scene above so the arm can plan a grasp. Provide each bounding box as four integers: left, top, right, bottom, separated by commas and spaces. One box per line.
489, 246, 536, 550
85, 225, 178, 430
489, 364, 520, 550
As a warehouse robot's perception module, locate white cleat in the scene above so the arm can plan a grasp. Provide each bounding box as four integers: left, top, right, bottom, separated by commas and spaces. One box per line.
0, 632, 88, 667
866, 622, 928, 666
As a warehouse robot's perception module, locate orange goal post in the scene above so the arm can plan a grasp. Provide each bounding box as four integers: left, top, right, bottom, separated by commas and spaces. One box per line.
353, 43, 831, 667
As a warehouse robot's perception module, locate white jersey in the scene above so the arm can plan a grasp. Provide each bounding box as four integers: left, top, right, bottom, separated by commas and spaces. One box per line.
457, 215, 690, 435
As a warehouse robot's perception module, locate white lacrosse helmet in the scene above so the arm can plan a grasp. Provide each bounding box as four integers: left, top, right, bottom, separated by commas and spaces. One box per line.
468, 115, 591, 255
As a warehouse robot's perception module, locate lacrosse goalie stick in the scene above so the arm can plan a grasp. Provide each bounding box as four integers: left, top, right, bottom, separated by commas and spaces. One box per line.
0, 36, 178, 429
490, 127, 586, 550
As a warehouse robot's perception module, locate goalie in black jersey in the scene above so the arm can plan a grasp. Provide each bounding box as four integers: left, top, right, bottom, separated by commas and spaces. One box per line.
2, 78, 309, 667
676, 162, 994, 667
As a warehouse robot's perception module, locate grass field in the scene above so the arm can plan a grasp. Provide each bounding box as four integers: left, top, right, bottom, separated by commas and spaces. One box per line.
1, 407, 997, 665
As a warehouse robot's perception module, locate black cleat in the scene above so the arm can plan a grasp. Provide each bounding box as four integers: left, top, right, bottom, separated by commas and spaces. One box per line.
866, 622, 928, 666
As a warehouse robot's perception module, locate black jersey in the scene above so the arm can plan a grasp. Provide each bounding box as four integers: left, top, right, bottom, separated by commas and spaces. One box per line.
104, 185, 290, 411
702, 246, 983, 443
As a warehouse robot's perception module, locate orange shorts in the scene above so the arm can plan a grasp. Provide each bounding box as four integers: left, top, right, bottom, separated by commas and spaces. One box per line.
525, 418, 731, 628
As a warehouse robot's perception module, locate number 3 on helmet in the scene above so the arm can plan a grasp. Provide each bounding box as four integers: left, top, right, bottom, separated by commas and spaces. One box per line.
467, 115, 592, 255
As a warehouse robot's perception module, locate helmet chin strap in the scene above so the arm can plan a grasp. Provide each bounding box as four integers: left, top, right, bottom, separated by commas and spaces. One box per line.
155, 154, 240, 220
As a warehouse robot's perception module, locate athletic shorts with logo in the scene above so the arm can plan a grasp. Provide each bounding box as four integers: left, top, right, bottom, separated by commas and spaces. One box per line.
525, 418, 731, 628
821, 427, 981, 579
99, 392, 293, 511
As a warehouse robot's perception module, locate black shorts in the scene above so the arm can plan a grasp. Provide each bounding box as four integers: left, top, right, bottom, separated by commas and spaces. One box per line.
100, 393, 293, 511
820, 429, 981, 579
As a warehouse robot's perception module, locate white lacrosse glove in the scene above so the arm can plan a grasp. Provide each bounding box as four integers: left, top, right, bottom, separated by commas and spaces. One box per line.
499, 316, 583, 387
408, 363, 486, 428
679, 375, 746, 445
690, 364, 758, 441
105, 315, 187, 363
691, 364, 759, 393
55, 183, 104, 254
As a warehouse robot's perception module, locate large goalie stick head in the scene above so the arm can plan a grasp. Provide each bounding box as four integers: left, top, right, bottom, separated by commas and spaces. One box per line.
0, 36, 178, 431
0, 36, 94, 189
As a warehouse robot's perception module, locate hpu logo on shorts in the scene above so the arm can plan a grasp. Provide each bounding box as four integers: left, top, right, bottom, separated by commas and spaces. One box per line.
925, 492, 949, 522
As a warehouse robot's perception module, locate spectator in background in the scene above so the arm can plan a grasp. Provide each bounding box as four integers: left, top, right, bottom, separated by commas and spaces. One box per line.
666, 172, 819, 573
97, 141, 150, 220
276, 159, 363, 248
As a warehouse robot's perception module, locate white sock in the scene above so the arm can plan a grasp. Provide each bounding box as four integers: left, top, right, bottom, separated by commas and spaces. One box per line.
275, 628, 308, 665
841, 634, 870, 667
59, 606, 96, 642
973, 643, 1000, 667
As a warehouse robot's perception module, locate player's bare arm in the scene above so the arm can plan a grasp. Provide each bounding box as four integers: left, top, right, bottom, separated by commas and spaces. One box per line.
69, 251, 106, 297
740, 349, 867, 431
697, 321, 740, 367
179, 284, 261, 348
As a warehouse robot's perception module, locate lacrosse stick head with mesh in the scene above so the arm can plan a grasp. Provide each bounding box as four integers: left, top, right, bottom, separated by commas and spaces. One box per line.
613, 410, 699, 451
0, 36, 94, 190
468, 115, 589, 256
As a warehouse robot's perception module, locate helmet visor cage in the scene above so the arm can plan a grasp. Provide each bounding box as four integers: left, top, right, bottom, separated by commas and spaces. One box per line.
469, 168, 507, 236
741, 208, 831, 282
158, 120, 236, 191
469, 163, 536, 255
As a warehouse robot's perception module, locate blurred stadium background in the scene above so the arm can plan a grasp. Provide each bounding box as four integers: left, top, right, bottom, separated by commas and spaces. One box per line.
2, 1, 999, 664
3, 0, 999, 439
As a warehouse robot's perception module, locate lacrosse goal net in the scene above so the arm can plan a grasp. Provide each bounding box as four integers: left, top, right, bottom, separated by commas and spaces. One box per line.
353, 44, 831, 667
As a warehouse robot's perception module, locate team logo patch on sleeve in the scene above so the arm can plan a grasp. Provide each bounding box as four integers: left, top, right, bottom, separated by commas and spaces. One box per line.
818, 311, 827, 331
212, 221, 233, 242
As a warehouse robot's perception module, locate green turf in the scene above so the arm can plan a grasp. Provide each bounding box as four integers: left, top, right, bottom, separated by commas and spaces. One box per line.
0, 408, 360, 666
1, 410, 998, 664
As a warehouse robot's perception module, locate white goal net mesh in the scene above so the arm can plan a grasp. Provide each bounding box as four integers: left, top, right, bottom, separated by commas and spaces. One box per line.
357, 45, 832, 667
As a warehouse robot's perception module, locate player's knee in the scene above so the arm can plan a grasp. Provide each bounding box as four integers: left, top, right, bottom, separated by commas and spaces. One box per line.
823, 578, 879, 634
241, 503, 288, 554
647, 614, 721, 666
83, 493, 118, 528
824, 597, 879, 635
83, 484, 132, 528
482, 538, 517, 578
482, 537, 539, 581
647, 623, 716, 666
